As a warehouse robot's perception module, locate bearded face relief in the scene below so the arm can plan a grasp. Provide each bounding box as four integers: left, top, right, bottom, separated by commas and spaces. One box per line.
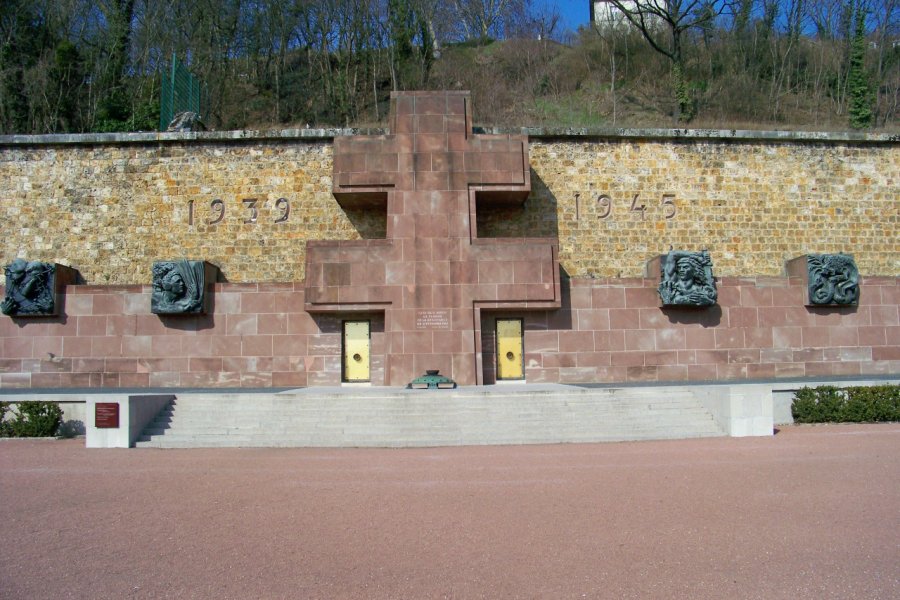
2, 259, 57, 316
151, 260, 208, 315
657, 250, 718, 307
807, 254, 860, 306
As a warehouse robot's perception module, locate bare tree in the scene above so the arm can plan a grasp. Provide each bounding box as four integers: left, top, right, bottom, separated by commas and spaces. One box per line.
870, 0, 899, 125
448, 0, 526, 41
509, 0, 563, 40
605, 0, 734, 121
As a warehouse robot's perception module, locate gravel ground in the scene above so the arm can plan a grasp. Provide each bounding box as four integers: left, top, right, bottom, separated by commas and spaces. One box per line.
1, 424, 898, 599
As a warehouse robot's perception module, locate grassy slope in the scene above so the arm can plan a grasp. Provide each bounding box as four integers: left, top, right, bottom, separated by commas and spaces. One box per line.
235, 35, 897, 132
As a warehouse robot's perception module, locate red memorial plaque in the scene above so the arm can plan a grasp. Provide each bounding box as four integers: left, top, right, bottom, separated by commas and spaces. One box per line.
95, 403, 120, 428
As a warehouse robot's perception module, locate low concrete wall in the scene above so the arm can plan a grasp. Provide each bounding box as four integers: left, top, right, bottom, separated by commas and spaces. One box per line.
693, 384, 774, 437
691, 378, 899, 432
85, 394, 173, 448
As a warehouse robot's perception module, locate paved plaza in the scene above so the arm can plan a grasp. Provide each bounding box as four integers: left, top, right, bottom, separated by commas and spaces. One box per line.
1, 424, 898, 599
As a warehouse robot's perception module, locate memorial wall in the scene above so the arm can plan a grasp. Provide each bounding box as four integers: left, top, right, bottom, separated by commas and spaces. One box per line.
0, 121, 897, 389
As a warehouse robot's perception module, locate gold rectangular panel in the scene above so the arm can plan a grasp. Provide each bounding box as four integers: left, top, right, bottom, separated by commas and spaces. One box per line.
496, 318, 524, 380
343, 321, 370, 382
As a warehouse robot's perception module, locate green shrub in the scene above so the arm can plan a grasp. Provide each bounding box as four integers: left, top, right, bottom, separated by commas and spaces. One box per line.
0, 401, 10, 436
848, 385, 900, 422
7, 401, 63, 437
792, 385, 900, 423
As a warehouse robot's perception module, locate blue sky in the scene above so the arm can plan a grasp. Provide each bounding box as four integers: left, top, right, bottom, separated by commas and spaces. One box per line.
549, 0, 592, 33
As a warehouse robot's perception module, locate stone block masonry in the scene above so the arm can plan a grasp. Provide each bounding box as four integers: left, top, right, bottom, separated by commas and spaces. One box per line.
1, 130, 896, 284
0, 282, 385, 388
510, 275, 899, 385
0, 138, 380, 284
0, 275, 896, 388
482, 138, 899, 278
304, 91, 560, 386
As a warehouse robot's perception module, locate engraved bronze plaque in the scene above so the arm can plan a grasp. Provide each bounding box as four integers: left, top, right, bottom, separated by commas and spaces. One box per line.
415, 310, 450, 330
95, 403, 120, 428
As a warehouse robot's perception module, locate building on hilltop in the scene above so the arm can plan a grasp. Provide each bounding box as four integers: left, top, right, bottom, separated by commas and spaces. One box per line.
590, 0, 637, 29
590, 1, 663, 30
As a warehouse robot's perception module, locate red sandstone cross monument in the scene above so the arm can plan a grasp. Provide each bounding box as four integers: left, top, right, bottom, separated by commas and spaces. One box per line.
305, 91, 560, 385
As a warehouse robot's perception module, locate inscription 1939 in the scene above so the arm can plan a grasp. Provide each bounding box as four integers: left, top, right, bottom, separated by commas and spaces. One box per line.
188, 198, 291, 226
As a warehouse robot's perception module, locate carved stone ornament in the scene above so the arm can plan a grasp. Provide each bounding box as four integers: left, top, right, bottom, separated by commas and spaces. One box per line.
807, 253, 859, 306
166, 111, 205, 132
2, 259, 58, 316
151, 260, 211, 315
657, 250, 718, 307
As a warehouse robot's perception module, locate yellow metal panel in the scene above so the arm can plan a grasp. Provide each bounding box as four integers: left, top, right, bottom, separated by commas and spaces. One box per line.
496, 319, 524, 380
343, 321, 370, 382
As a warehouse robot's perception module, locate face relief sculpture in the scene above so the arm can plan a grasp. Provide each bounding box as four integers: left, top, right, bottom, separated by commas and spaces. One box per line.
151, 260, 206, 314
2, 259, 55, 316
162, 271, 186, 300
658, 251, 717, 307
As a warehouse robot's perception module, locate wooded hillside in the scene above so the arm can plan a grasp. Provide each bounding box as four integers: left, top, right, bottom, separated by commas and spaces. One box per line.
1, 0, 897, 133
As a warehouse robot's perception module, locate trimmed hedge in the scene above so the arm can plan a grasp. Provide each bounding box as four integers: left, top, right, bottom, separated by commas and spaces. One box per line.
792, 385, 900, 423
0, 401, 63, 437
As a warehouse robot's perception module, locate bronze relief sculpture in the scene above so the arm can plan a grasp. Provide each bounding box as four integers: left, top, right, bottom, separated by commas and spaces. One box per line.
151, 260, 209, 314
657, 250, 718, 307
807, 253, 859, 306
2, 259, 57, 316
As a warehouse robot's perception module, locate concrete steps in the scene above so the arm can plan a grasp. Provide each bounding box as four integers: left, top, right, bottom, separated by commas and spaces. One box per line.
135, 385, 726, 448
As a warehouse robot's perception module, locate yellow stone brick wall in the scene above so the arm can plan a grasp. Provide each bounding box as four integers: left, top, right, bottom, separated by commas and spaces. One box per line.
1, 141, 386, 284
1, 135, 897, 284
481, 139, 899, 277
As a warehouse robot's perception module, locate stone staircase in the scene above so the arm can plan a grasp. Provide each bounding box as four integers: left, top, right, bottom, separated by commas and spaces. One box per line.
134, 385, 726, 448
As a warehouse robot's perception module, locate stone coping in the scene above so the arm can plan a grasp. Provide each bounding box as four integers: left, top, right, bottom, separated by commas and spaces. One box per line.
2, 376, 896, 397
481, 127, 899, 143
1, 126, 896, 146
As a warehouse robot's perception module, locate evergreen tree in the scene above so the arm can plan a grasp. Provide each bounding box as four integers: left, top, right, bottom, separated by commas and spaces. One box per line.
847, 7, 873, 129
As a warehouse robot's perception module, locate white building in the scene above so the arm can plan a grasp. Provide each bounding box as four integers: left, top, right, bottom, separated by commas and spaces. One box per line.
590, 1, 654, 30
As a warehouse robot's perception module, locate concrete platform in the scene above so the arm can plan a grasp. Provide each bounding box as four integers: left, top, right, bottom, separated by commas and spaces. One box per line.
132, 384, 731, 448
6, 377, 895, 448
2, 382, 778, 448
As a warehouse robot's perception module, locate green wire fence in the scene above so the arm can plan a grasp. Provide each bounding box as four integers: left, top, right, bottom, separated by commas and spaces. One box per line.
159, 53, 205, 131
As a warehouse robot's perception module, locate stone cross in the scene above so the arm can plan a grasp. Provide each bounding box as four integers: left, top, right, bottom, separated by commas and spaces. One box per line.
305, 91, 560, 385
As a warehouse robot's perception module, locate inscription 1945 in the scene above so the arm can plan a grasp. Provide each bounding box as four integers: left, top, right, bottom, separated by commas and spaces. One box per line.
188, 198, 291, 226
575, 193, 677, 221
